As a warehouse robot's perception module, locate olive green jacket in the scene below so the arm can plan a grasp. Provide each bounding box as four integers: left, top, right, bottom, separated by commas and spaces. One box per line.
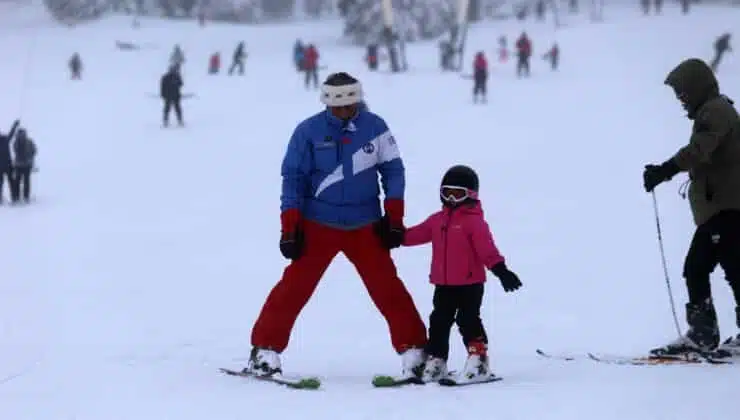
665, 58, 740, 226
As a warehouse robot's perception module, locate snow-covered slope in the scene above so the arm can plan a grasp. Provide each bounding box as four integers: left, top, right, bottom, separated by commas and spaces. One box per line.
0, 3, 738, 420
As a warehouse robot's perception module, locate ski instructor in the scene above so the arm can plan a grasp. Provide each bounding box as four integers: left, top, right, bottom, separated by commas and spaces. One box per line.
245, 72, 428, 378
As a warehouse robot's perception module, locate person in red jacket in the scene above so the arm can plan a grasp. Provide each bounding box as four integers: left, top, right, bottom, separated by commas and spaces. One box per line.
472, 51, 488, 103
302, 44, 320, 89
208, 52, 220, 74
402, 165, 522, 384
515, 32, 532, 77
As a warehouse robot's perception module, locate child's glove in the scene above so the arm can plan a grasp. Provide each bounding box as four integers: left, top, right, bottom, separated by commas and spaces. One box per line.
490, 262, 522, 292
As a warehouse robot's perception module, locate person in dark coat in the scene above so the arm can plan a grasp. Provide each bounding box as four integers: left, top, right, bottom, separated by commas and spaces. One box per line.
366, 44, 379, 71
0, 119, 19, 204
12, 128, 36, 203
293, 39, 304, 71
69, 53, 82, 80
643, 58, 740, 358
710, 33, 732, 72
229, 42, 246, 75
160, 65, 184, 127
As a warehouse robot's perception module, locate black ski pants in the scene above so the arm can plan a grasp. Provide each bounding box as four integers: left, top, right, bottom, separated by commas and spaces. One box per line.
550, 56, 559, 71
228, 59, 244, 75
516, 56, 530, 77
163, 97, 182, 124
425, 283, 487, 361
0, 168, 13, 202
14, 166, 31, 201
684, 210, 740, 306
304, 68, 318, 89
473, 75, 487, 97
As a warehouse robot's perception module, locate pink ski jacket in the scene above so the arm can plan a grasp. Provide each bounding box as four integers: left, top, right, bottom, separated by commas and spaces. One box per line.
403, 202, 504, 286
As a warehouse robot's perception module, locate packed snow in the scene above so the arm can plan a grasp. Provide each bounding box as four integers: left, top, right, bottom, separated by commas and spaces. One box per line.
0, 2, 737, 419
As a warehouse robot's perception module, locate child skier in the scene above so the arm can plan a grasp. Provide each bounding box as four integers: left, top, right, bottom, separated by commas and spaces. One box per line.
402, 165, 523, 384
543, 42, 559, 71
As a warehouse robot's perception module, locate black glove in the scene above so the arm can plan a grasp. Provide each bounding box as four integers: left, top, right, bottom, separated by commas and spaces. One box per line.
279, 229, 304, 261
643, 160, 680, 193
490, 262, 522, 292
373, 216, 405, 249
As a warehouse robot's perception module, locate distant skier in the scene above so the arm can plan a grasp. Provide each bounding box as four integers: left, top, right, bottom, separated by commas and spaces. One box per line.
170, 44, 185, 70
641, 0, 649, 14
515, 32, 532, 77
543, 42, 559, 71
402, 165, 522, 383
535, 0, 545, 20
643, 58, 740, 359
229, 42, 246, 76
710, 33, 732, 73
302, 43, 319, 89
472, 51, 488, 104
69, 53, 82, 80
0, 119, 19, 204
160, 65, 184, 127
653, 0, 663, 14
366, 43, 379, 71
293, 39, 304, 71
208, 52, 220, 75
497, 36, 508, 63
439, 40, 455, 70
12, 128, 36, 203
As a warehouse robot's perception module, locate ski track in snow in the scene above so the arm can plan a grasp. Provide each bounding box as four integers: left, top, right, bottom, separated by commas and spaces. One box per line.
0, 3, 738, 420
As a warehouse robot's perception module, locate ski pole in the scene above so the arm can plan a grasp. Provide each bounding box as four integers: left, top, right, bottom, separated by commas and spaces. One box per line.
651, 191, 682, 338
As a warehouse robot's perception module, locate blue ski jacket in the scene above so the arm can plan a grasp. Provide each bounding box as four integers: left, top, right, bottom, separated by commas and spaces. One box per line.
280, 104, 404, 228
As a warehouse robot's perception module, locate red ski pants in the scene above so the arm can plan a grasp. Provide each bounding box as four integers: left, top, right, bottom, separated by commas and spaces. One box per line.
251, 220, 427, 353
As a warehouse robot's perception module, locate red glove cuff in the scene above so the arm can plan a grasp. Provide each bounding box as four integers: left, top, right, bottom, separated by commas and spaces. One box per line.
280, 209, 302, 234
384, 199, 404, 225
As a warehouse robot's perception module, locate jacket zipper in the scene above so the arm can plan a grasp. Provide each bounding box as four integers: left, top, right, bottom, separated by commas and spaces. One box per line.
337, 133, 345, 224
443, 209, 454, 285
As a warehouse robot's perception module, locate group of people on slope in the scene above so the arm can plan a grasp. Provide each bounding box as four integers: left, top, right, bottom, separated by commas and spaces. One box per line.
245, 57, 740, 384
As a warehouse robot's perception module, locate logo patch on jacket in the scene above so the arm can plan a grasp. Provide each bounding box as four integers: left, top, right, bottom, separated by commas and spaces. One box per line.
316, 136, 335, 149
362, 143, 375, 154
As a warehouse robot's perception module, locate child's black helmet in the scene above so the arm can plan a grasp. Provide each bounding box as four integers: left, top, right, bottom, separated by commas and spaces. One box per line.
441, 165, 479, 191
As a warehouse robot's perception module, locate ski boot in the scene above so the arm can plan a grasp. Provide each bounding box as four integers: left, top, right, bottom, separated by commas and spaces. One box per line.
400, 347, 425, 380
421, 356, 448, 382
715, 306, 740, 359
458, 341, 493, 382
243, 347, 282, 377
649, 298, 720, 358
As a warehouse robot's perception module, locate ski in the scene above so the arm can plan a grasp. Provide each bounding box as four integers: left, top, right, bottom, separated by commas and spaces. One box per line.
219, 368, 321, 390
536, 349, 733, 365
535, 349, 579, 361
438, 374, 502, 387
371, 375, 424, 387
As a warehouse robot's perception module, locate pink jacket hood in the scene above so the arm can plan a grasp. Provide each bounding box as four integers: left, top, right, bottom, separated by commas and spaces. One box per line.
403, 201, 504, 286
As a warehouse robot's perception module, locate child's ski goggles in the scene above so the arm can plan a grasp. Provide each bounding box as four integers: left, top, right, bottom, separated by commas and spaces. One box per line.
440, 185, 478, 203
